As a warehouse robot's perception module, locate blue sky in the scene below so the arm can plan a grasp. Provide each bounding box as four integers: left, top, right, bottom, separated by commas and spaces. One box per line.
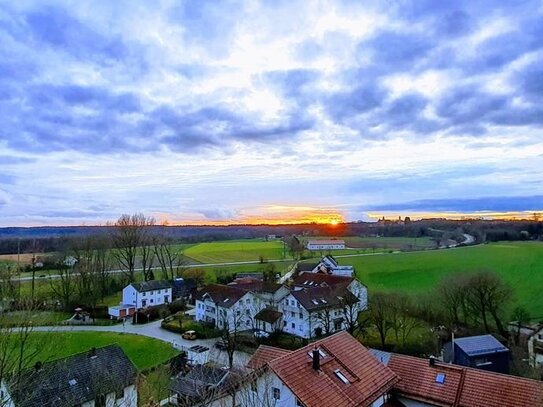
0, 0, 542, 226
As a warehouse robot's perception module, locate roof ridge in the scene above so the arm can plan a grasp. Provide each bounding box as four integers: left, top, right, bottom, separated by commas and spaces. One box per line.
453, 367, 466, 407
38, 343, 122, 365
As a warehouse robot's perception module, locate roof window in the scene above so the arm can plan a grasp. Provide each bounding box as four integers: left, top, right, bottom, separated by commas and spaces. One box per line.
68, 379, 77, 386
223, 298, 230, 303
311, 299, 319, 305
435, 373, 446, 384
334, 369, 349, 384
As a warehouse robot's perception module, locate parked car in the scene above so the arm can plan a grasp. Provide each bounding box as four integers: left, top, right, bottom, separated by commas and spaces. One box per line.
253, 330, 270, 339
182, 330, 197, 340
215, 340, 228, 350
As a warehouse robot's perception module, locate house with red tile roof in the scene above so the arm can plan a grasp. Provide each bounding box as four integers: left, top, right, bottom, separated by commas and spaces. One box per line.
239, 332, 543, 407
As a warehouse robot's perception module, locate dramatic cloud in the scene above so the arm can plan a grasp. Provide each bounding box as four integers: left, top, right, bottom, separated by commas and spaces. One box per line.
0, 0, 542, 225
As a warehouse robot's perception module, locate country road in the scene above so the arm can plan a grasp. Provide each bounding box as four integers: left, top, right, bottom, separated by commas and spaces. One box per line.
13, 234, 477, 282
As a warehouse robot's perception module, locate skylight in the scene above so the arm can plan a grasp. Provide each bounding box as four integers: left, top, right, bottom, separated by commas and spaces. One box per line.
320, 298, 327, 304
435, 373, 446, 384
307, 349, 327, 358
68, 379, 77, 386
223, 298, 230, 303
334, 369, 349, 384
311, 299, 319, 305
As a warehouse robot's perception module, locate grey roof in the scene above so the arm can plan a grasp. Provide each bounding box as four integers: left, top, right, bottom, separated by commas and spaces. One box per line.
454, 334, 509, 356
9, 345, 137, 407
194, 284, 247, 308
297, 262, 319, 272
131, 280, 173, 292
290, 285, 358, 311
369, 348, 392, 366
170, 365, 240, 401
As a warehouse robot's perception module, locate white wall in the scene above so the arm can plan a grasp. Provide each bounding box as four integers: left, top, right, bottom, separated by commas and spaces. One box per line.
122, 285, 172, 309
307, 243, 345, 250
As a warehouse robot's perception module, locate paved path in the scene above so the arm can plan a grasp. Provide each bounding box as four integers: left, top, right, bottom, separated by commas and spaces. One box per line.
30, 320, 251, 368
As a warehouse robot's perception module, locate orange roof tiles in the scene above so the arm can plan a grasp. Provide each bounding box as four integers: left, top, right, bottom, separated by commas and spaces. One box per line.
246, 345, 290, 370
387, 353, 543, 407
248, 331, 399, 407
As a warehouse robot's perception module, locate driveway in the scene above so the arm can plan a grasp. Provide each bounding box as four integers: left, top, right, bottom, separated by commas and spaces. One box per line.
30, 320, 251, 368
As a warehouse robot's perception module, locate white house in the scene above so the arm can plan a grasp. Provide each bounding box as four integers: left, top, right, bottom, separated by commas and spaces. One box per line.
109, 280, 173, 319
306, 239, 345, 251
195, 285, 259, 332
528, 325, 543, 367
298, 255, 354, 277
3, 345, 137, 407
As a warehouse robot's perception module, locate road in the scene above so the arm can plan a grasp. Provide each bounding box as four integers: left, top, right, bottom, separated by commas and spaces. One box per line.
15, 234, 477, 282
28, 320, 251, 368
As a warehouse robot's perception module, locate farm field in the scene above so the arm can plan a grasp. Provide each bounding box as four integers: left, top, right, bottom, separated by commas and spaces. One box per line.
10, 331, 178, 371
183, 239, 288, 263
346, 241, 543, 316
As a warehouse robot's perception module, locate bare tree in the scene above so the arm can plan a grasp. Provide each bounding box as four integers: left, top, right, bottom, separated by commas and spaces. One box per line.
311, 307, 335, 337
465, 270, 512, 336
368, 292, 393, 348
153, 236, 186, 280
511, 306, 530, 345
49, 259, 77, 311
388, 293, 422, 348
437, 274, 471, 327
111, 213, 155, 282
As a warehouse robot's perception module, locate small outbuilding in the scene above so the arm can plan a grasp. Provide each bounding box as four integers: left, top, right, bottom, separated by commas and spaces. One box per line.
443, 334, 510, 374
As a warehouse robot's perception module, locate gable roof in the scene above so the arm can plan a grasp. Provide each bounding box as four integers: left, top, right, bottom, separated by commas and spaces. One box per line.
194, 284, 248, 308
297, 262, 320, 272
290, 285, 358, 311
248, 331, 399, 407
293, 273, 354, 288
246, 345, 290, 370
254, 308, 283, 324
453, 334, 509, 356
9, 345, 137, 407
386, 353, 543, 407
130, 280, 172, 292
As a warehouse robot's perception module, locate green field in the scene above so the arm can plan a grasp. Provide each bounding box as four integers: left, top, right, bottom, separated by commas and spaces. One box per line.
346, 241, 543, 316
12, 331, 178, 371
183, 239, 288, 263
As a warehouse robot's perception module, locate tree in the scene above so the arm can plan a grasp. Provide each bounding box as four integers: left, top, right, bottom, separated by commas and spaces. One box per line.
284, 236, 304, 260
153, 236, 186, 280
465, 270, 512, 336
219, 302, 255, 369
368, 292, 393, 348
311, 307, 335, 337
49, 258, 78, 311
511, 306, 530, 345
182, 268, 206, 286
388, 293, 422, 348
437, 274, 471, 327
260, 263, 277, 283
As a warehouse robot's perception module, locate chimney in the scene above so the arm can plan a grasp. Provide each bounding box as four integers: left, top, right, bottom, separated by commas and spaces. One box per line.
429, 356, 436, 367
312, 348, 320, 371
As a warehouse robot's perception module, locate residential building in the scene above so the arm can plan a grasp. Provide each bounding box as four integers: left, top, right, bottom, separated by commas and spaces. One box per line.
194, 284, 258, 332
244, 331, 398, 407
443, 334, 510, 374
108, 280, 173, 319
3, 345, 137, 407
195, 274, 365, 338
169, 365, 242, 407
307, 239, 346, 250
236, 331, 543, 407
298, 255, 354, 277
528, 325, 543, 367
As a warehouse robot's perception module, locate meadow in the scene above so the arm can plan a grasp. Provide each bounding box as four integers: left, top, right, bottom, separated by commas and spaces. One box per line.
346, 241, 543, 316
183, 239, 288, 263
10, 331, 178, 371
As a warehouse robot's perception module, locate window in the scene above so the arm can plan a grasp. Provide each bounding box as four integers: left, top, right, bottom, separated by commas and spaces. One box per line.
150, 299, 154, 304
246, 309, 250, 315
157, 290, 161, 294
291, 322, 295, 329
246, 298, 250, 304
299, 312, 303, 319
291, 300, 295, 306
334, 369, 349, 384
237, 310, 240, 316
291, 311, 295, 317
142, 292, 146, 297
272, 387, 280, 400
283, 321, 287, 327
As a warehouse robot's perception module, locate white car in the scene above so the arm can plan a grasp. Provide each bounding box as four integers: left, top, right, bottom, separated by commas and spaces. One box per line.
253, 330, 270, 339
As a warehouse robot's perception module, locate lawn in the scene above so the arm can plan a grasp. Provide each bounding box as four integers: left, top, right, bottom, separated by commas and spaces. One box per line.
346, 241, 543, 316
183, 239, 288, 263
0, 311, 71, 327
13, 331, 178, 371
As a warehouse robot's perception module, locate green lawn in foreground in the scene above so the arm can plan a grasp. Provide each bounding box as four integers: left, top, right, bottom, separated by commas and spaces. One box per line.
14, 331, 178, 371
183, 239, 288, 263
346, 241, 543, 316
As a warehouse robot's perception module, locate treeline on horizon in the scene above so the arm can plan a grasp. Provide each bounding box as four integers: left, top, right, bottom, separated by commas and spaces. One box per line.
0, 219, 542, 255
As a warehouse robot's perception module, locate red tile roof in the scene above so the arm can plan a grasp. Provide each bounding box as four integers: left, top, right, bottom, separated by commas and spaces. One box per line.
293, 273, 354, 288
194, 284, 248, 308
246, 345, 290, 370
387, 353, 543, 407
247, 331, 399, 407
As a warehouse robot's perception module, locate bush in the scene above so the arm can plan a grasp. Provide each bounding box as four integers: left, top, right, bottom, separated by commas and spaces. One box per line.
168, 300, 186, 315
133, 304, 171, 324
183, 322, 222, 339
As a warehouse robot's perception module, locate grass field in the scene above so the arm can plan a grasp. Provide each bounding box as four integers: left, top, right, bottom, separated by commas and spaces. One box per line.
0, 311, 71, 326
12, 331, 178, 371
346, 241, 543, 316
183, 239, 288, 263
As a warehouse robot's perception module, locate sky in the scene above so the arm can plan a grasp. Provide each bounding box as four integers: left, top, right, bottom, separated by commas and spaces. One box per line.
0, 0, 542, 226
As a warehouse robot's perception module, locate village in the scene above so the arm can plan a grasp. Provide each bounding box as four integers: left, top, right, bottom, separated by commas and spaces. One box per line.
0, 234, 540, 407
